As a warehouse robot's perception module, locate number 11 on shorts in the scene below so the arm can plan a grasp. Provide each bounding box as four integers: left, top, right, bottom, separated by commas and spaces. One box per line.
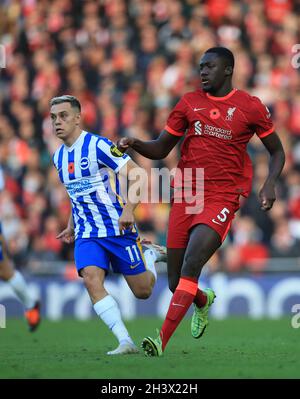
125, 245, 141, 262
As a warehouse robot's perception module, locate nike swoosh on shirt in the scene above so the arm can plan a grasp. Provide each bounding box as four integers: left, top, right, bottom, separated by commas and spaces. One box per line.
193, 107, 206, 112
212, 219, 222, 226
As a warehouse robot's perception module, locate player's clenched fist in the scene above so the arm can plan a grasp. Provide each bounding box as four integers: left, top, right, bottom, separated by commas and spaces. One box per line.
259, 182, 276, 211
118, 208, 135, 233
56, 227, 75, 244
117, 137, 135, 152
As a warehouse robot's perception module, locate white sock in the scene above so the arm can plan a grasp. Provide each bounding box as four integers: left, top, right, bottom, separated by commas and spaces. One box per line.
93, 295, 133, 345
7, 271, 35, 310
143, 249, 157, 281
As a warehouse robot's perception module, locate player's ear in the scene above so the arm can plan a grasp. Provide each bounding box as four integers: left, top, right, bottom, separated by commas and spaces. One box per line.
224, 65, 233, 76
75, 112, 81, 126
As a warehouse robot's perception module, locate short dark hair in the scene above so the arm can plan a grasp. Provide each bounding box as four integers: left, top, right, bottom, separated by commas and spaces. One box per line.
50, 95, 81, 112
204, 47, 235, 69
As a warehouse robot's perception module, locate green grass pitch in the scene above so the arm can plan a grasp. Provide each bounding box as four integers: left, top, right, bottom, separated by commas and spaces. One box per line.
0, 317, 299, 379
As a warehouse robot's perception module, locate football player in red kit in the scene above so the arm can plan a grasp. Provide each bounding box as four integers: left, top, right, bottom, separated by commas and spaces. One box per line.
118, 47, 285, 356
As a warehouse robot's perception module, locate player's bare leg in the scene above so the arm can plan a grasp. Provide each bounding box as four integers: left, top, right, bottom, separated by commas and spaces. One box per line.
125, 272, 154, 299
125, 240, 167, 298
142, 224, 220, 356
0, 234, 41, 332
181, 224, 221, 278
167, 248, 186, 293
81, 265, 138, 355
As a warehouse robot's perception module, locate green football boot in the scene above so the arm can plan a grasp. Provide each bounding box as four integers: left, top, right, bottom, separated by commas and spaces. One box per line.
141, 331, 163, 357
191, 288, 216, 339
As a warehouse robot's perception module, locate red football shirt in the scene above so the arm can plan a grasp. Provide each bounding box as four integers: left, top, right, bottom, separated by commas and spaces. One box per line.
165, 88, 274, 197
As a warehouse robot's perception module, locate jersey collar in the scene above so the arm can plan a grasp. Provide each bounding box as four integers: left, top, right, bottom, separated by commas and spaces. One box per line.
206, 88, 237, 101
64, 130, 86, 151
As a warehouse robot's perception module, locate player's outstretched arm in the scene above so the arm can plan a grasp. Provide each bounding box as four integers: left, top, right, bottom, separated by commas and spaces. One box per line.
259, 132, 285, 211
56, 212, 75, 243
117, 130, 180, 160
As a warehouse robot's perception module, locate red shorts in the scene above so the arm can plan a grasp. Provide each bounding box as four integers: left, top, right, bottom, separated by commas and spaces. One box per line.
167, 192, 240, 248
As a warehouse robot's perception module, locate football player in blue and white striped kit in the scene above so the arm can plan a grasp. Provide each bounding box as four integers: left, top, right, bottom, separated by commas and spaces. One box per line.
0, 166, 41, 331
51, 95, 165, 355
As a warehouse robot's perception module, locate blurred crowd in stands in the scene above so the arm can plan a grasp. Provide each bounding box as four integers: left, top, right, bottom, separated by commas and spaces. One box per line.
1, 0, 300, 274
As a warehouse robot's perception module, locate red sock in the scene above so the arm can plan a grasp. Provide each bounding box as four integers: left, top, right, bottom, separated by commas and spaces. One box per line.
160, 277, 198, 351
193, 288, 207, 308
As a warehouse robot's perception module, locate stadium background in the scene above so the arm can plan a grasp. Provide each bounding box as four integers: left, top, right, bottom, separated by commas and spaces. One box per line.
0, 0, 300, 321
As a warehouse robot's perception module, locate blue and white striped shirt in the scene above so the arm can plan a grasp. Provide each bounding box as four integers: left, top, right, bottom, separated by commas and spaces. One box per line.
53, 131, 130, 239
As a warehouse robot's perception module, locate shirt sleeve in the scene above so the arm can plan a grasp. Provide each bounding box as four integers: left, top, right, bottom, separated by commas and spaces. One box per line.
96, 137, 131, 173
164, 97, 189, 137
250, 96, 275, 139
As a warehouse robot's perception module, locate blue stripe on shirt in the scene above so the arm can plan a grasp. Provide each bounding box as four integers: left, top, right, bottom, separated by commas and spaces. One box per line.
80, 197, 99, 237
114, 200, 123, 217
71, 197, 85, 237
115, 176, 121, 196
106, 178, 123, 216
90, 191, 115, 236
68, 150, 75, 180
57, 146, 64, 183
81, 134, 92, 177
114, 176, 123, 216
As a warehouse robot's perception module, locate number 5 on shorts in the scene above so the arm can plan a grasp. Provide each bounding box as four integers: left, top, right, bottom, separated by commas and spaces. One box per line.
212, 207, 230, 225
217, 207, 230, 222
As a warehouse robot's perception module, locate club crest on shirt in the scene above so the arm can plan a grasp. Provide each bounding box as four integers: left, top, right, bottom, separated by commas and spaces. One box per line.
110, 145, 124, 157
225, 107, 236, 121
80, 157, 90, 170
